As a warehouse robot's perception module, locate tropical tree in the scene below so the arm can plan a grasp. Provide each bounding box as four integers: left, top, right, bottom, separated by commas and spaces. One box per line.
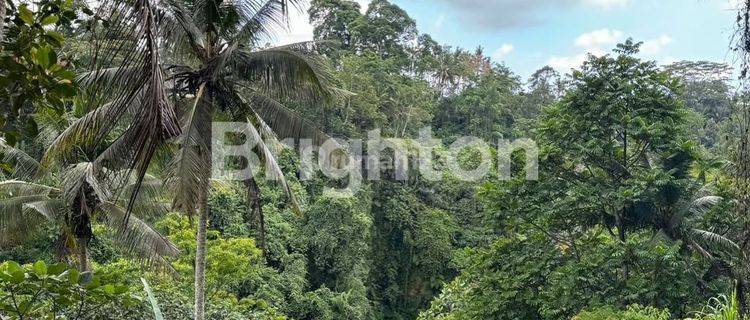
42, 0, 332, 318
158, 1, 334, 318
0, 0, 177, 273
0, 0, 77, 146
0, 141, 178, 271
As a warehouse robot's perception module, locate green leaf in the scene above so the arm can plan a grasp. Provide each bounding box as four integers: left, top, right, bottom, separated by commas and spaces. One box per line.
53, 83, 76, 97
6, 262, 25, 284
115, 284, 129, 294
0, 271, 13, 282
66, 269, 79, 284
83, 275, 100, 290
47, 48, 58, 67
45, 31, 65, 44
141, 278, 164, 320
19, 5, 34, 25
6, 262, 22, 274
103, 284, 116, 294
32, 46, 51, 68
48, 263, 67, 276
17, 300, 31, 314
32, 261, 47, 276
56, 70, 75, 81
41, 15, 59, 26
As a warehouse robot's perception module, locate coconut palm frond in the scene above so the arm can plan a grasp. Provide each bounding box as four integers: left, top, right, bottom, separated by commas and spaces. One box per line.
687, 238, 715, 260
246, 93, 332, 146
0, 195, 53, 247
77, 67, 144, 90
245, 116, 301, 214
98, 201, 179, 260
219, 0, 300, 63
0, 142, 43, 179
690, 195, 724, 216
83, 0, 181, 222
23, 199, 67, 222
229, 45, 333, 101
0, 180, 59, 197
235, 0, 295, 42
159, 0, 206, 60
689, 228, 740, 255
42, 103, 115, 166
117, 174, 169, 219
167, 84, 212, 216
61, 162, 110, 206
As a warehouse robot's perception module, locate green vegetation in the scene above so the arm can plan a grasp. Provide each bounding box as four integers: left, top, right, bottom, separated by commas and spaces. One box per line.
1, 0, 750, 319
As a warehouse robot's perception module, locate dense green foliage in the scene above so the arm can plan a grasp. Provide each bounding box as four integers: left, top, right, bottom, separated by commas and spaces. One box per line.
1, 0, 749, 319
0, 260, 141, 319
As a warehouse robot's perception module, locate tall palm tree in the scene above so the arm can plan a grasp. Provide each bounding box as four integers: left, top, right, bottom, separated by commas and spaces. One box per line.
0, 141, 178, 271
52, 0, 333, 317
160, 1, 334, 317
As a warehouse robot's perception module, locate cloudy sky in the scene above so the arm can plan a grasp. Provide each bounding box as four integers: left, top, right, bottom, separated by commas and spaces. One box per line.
275, 0, 740, 78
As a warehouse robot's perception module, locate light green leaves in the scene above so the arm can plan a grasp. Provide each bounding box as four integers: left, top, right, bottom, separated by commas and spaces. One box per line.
40, 15, 59, 26
32, 261, 47, 276
18, 5, 34, 24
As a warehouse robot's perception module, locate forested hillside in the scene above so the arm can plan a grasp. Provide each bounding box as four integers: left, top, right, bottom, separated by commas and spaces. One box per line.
0, 0, 749, 319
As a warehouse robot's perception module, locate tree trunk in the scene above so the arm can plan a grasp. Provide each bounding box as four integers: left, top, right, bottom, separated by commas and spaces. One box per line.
244, 178, 265, 250
73, 189, 94, 272
0, 0, 5, 44
617, 212, 629, 282
77, 238, 90, 272
194, 193, 209, 320
738, 278, 748, 316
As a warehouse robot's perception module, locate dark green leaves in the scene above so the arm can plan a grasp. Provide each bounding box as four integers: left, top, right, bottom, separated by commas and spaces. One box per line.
0, 0, 77, 146
0, 260, 141, 319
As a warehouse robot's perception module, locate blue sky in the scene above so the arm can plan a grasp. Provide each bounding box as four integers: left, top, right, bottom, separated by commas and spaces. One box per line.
278, 0, 741, 79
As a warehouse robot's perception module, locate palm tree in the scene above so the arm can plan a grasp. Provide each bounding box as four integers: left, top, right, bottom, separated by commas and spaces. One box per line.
693, 154, 727, 184
0, 141, 178, 271
160, 1, 333, 317
54, 0, 333, 317
656, 190, 739, 259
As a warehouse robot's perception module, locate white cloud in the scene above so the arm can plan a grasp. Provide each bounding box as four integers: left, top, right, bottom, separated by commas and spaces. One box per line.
493, 43, 516, 60
434, 14, 446, 31
548, 29, 620, 72
273, 0, 372, 46
575, 28, 623, 49
354, 0, 370, 13
640, 35, 672, 55
659, 56, 678, 66
547, 48, 606, 72
548, 30, 675, 73
727, 0, 743, 9
581, 0, 629, 9
273, 7, 314, 46
431, 0, 630, 30
548, 53, 589, 71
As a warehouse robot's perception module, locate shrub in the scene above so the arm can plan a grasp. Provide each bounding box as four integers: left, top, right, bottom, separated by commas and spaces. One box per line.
0, 260, 142, 319
573, 305, 670, 320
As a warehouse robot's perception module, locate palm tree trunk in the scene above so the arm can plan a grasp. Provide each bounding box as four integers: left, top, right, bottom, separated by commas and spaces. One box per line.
77, 238, 91, 271
738, 278, 748, 316
194, 193, 209, 320
0, 0, 5, 44
74, 189, 94, 272
244, 178, 266, 250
